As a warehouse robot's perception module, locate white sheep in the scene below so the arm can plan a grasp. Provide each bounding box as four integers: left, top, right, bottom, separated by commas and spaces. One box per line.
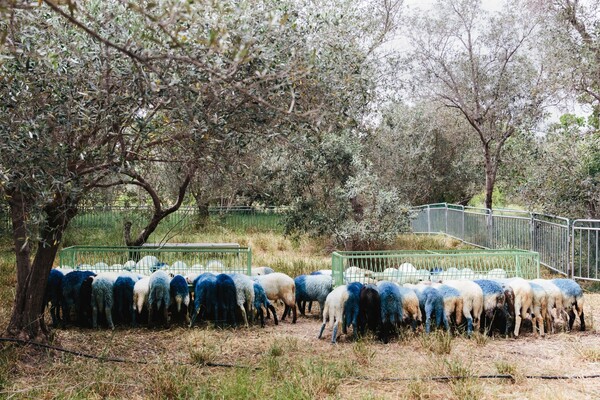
442, 280, 483, 336
206, 260, 225, 273
529, 281, 548, 337
531, 278, 565, 333
170, 261, 188, 275
251, 267, 275, 276
397, 286, 422, 330
254, 272, 296, 323
487, 268, 507, 279
505, 278, 534, 338
133, 276, 151, 318
318, 285, 349, 344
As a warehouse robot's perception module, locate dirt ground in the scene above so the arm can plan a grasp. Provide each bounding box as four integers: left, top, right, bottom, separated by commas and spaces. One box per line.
3, 292, 597, 399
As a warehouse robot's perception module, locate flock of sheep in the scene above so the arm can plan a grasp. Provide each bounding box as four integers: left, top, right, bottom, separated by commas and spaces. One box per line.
44, 256, 586, 346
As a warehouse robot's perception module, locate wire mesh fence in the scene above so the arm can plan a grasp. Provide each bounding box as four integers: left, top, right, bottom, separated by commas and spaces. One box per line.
411, 203, 583, 279
331, 249, 539, 286
59, 245, 252, 276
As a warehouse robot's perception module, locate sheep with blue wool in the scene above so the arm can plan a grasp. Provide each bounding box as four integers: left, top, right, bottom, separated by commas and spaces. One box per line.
44, 269, 64, 327
169, 275, 190, 325
406, 284, 447, 333
148, 270, 171, 328
294, 274, 333, 317
375, 281, 403, 343
215, 273, 238, 327
229, 273, 255, 327
253, 281, 278, 327
62, 270, 96, 327
91, 272, 120, 329
552, 278, 585, 331
342, 282, 363, 340
358, 284, 381, 335
113, 274, 141, 326
431, 283, 464, 332
190, 273, 218, 327
442, 280, 483, 336
318, 285, 350, 344
473, 279, 507, 335
397, 286, 422, 331
532, 278, 565, 333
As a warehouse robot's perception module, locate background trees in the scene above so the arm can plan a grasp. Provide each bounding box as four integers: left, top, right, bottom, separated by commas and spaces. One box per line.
404, 0, 549, 209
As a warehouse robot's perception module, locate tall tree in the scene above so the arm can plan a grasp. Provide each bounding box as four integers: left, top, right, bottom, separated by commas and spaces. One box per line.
405, 0, 549, 209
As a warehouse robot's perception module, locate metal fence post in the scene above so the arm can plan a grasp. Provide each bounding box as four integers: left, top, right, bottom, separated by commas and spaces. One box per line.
427, 206, 431, 235
487, 208, 494, 249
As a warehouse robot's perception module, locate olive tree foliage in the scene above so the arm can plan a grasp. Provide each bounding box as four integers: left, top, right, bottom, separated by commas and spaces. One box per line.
264, 133, 412, 250
367, 102, 482, 205
0, 0, 378, 339
540, 0, 600, 109
404, 0, 550, 210
515, 114, 600, 218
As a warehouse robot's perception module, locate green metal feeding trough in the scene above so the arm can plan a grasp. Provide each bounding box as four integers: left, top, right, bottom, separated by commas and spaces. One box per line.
331, 249, 540, 286
59, 245, 252, 276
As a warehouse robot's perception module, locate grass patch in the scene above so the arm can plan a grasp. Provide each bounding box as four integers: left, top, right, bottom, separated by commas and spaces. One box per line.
352, 339, 376, 366
419, 331, 453, 355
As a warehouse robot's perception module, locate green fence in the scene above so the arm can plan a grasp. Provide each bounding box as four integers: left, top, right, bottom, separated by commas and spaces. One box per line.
67, 205, 287, 234
331, 249, 540, 286
59, 245, 252, 276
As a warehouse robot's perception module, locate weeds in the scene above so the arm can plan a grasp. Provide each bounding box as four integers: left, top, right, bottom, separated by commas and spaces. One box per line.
353, 339, 376, 366
419, 331, 453, 355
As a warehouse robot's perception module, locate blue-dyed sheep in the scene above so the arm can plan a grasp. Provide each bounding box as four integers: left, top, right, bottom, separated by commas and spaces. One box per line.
474, 279, 507, 335
343, 282, 364, 340
358, 284, 381, 335
78, 276, 95, 328
253, 281, 278, 327
170, 275, 191, 325
62, 270, 96, 327
229, 273, 255, 327
295, 274, 333, 317
113, 275, 138, 326
148, 270, 171, 328
215, 273, 238, 327
190, 273, 217, 327
92, 272, 119, 329
44, 269, 64, 327
410, 285, 448, 334
376, 281, 403, 343
432, 283, 464, 331
552, 278, 585, 331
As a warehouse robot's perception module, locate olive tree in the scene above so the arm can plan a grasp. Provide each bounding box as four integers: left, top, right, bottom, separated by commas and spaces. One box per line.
405, 0, 550, 209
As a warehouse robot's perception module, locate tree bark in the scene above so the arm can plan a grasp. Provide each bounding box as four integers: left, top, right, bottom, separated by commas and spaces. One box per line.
5, 190, 77, 341
484, 150, 497, 210
192, 191, 210, 228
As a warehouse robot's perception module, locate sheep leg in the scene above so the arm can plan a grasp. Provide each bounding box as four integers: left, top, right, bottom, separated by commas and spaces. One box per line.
267, 304, 278, 325
298, 300, 306, 316
163, 303, 169, 328
239, 305, 249, 328
289, 302, 297, 323
513, 299, 523, 338
319, 300, 325, 319
92, 302, 98, 329
258, 307, 265, 328
318, 322, 327, 339
577, 298, 586, 331
106, 307, 115, 330
282, 304, 289, 321
308, 301, 313, 314
331, 320, 339, 344
568, 309, 576, 331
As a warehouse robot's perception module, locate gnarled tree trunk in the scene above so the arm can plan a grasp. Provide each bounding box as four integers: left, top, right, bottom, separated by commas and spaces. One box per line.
5, 189, 77, 341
